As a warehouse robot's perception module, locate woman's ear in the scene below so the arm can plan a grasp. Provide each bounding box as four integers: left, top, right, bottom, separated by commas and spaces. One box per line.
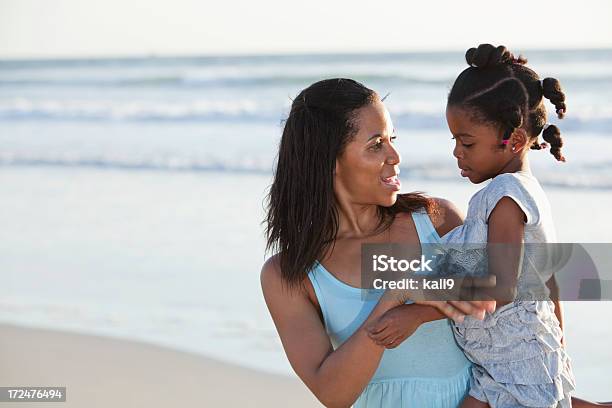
510, 128, 529, 152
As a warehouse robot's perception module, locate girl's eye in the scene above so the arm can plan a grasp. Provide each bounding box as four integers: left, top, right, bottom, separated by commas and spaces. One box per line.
451, 137, 473, 148
390, 135, 397, 143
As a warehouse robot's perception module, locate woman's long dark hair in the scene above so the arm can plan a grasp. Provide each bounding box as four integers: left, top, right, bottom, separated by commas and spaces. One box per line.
264, 78, 433, 289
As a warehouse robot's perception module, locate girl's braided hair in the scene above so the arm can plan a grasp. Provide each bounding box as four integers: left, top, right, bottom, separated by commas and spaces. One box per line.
448, 44, 567, 162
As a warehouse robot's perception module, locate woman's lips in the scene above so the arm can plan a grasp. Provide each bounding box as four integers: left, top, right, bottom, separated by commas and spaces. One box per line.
381, 175, 401, 191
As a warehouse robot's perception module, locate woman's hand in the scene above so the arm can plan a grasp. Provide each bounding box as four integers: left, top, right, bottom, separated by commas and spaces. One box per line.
414, 300, 496, 323
379, 274, 497, 323
366, 305, 422, 348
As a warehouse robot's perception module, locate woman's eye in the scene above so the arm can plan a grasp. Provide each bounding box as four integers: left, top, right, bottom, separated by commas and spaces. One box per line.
371, 140, 383, 150
390, 136, 397, 143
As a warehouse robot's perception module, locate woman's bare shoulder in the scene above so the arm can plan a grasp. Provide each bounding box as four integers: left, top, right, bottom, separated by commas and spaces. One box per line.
260, 254, 285, 294
260, 255, 318, 306
429, 197, 465, 237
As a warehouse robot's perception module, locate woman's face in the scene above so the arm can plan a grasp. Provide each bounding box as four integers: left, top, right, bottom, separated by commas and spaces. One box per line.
334, 98, 401, 207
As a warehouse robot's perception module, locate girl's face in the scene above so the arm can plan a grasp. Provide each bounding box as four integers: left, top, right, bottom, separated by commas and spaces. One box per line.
446, 105, 515, 184
334, 98, 401, 207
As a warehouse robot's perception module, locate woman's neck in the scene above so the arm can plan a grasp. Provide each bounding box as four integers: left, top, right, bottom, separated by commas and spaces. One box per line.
335, 200, 383, 239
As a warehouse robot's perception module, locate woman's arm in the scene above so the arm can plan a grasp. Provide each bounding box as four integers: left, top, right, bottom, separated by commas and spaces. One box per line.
262, 259, 488, 407
261, 256, 399, 408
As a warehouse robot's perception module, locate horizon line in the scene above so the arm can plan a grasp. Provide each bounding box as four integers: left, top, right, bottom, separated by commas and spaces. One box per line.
2, 46, 612, 63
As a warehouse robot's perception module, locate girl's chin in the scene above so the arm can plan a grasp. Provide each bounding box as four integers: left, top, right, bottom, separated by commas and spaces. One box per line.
462, 170, 484, 184
468, 175, 487, 184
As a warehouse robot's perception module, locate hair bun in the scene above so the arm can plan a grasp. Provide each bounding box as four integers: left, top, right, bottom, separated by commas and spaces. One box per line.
465, 44, 527, 68
542, 124, 566, 162
542, 77, 567, 119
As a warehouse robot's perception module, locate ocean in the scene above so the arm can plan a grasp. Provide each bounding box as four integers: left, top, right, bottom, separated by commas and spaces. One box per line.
1, 49, 611, 400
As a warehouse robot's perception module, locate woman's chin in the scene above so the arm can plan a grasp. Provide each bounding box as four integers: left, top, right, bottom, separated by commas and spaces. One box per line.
379, 192, 399, 207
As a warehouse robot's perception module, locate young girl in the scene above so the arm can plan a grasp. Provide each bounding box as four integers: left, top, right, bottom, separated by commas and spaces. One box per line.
367, 44, 611, 408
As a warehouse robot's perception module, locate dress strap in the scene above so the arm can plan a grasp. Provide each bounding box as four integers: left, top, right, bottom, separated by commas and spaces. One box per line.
411, 209, 442, 244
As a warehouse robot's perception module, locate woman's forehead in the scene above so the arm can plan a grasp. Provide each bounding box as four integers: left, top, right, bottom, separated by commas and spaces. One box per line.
354, 101, 394, 137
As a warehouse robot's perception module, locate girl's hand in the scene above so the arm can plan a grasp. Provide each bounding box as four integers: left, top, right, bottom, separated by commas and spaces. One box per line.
366, 305, 422, 349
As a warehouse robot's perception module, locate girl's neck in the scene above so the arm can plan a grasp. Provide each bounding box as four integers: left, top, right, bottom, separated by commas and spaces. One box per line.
496, 154, 532, 177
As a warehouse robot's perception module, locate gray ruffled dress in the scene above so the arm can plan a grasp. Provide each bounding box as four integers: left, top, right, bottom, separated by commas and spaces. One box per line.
440, 171, 576, 408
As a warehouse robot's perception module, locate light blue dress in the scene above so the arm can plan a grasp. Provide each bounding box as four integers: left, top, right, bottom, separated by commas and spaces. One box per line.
308, 209, 472, 408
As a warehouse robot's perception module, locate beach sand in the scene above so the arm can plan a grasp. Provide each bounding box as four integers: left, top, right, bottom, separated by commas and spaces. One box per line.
0, 324, 322, 408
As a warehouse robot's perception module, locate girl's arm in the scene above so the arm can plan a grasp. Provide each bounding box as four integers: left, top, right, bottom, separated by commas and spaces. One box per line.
488, 197, 565, 341
367, 303, 446, 348
487, 197, 526, 304
367, 300, 494, 348
553, 299, 565, 346
546, 274, 565, 346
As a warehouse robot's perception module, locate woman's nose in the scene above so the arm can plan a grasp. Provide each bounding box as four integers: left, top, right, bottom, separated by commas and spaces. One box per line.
386, 143, 401, 165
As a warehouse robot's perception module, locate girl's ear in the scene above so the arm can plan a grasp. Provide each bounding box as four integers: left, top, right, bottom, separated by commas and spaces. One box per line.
510, 128, 529, 151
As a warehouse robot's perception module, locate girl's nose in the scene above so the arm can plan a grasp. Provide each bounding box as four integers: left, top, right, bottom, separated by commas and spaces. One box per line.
453, 144, 463, 159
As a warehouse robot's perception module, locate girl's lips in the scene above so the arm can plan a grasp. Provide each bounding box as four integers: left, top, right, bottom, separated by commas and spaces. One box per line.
381, 175, 401, 191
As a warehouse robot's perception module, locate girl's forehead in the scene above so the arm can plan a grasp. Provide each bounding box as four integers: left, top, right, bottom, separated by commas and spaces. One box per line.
447, 107, 499, 138
446, 107, 475, 128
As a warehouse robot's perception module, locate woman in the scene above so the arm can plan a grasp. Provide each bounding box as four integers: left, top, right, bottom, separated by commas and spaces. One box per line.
261, 78, 493, 407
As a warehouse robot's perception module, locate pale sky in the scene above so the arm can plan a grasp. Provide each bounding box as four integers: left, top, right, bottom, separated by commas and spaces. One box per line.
1, 0, 611, 59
